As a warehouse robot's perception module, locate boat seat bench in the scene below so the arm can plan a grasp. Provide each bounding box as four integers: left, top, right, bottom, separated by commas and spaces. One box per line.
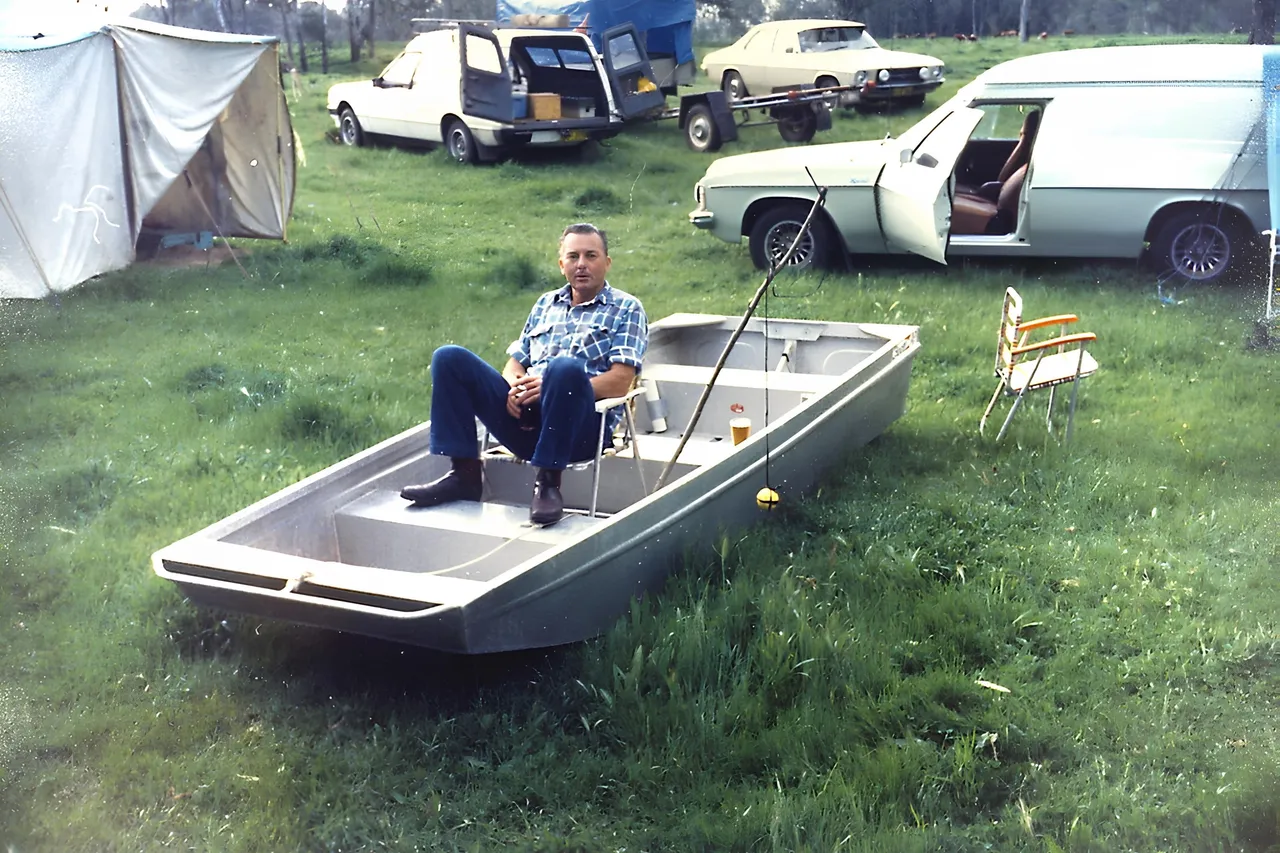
333, 489, 602, 583
641, 363, 836, 394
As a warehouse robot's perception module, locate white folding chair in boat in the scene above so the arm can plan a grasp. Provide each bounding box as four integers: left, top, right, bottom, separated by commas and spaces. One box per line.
480, 383, 648, 518
980, 287, 1098, 442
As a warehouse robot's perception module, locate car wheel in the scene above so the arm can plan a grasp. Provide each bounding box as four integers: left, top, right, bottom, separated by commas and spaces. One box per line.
722, 71, 748, 101
1150, 210, 1243, 283
445, 119, 478, 164
339, 107, 364, 147
748, 204, 837, 271
684, 104, 722, 153
776, 106, 817, 143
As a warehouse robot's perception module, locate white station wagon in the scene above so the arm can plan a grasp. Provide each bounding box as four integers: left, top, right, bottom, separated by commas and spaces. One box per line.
701, 19, 945, 109
689, 44, 1270, 283
327, 24, 664, 163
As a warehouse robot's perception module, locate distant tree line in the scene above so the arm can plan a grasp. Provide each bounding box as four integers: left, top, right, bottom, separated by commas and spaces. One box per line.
132, 0, 1275, 67
700, 0, 1260, 40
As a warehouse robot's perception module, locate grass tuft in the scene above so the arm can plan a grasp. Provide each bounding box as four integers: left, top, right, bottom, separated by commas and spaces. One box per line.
572, 185, 624, 213
487, 254, 552, 291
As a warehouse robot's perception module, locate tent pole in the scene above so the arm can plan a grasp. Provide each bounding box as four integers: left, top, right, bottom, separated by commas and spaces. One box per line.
274, 43, 289, 243
0, 178, 57, 298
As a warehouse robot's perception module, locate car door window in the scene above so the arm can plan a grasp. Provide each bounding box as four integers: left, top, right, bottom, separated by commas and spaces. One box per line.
608, 32, 642, 69
380, 52, 420, 87
464, 32, 502, 75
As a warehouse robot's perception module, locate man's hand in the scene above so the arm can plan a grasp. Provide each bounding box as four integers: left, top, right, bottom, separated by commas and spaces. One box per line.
507, 374, 542, 419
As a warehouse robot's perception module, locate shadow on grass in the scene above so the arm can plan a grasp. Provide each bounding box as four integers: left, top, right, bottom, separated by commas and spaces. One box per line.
236, 620, 582, 712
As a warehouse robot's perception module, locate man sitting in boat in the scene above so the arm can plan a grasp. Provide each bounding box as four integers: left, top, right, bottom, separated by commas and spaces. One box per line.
399, 222, 648, 525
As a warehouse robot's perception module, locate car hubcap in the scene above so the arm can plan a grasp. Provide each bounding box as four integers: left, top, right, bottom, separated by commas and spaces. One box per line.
342, 119, 354, 142
766, 221, 813, 267
1171, 223, 1230, 281
449, 131, 466, 160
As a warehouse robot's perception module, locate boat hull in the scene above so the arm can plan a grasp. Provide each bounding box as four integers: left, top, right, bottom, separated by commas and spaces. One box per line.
154, 314, 920, 653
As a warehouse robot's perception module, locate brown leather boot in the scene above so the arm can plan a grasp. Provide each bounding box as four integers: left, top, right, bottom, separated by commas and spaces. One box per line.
529, 467, 564, 525
400, 457, 482, 507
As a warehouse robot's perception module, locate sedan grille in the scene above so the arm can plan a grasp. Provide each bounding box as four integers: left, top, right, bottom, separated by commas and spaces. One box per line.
882, 68, 925, 86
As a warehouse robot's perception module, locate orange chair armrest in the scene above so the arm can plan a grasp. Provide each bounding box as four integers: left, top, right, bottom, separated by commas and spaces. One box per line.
1011, 332, 1096, 355
1018, 314, 1078, 333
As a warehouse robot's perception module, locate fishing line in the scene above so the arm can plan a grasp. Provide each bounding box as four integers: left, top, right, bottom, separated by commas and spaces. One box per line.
651, 172, 829, 492
762, 281, 773, 491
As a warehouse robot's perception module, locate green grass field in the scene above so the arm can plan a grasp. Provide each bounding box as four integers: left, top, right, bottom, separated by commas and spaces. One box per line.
2, 31, 1279, 852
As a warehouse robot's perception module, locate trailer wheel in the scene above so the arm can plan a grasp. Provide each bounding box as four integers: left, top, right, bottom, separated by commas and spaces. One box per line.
749, 203, 836, 271
776, 107, 818, 143
685, 104, 723, 153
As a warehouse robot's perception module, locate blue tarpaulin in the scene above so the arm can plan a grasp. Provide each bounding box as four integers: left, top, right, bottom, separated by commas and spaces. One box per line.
1264, 47, 1280, 317
1265, 48, 1280, 241
496, 0, 694, 65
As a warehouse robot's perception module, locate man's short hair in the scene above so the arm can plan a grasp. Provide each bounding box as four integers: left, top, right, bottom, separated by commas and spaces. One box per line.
560, 222, 608, 257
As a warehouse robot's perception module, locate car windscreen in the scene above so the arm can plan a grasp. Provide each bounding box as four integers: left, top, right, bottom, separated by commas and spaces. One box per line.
798, 27, 879, 52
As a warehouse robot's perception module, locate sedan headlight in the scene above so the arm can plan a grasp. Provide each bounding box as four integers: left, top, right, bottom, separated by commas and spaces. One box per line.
877, 69, 891, 83
853, 70, 868, 86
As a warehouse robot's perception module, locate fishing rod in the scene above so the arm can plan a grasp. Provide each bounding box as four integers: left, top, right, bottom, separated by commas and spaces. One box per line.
652, 167, 829, 493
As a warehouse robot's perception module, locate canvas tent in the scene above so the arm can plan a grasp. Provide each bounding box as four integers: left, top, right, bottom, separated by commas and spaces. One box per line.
0, 18, 295, 299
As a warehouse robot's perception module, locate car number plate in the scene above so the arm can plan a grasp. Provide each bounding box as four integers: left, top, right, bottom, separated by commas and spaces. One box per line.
892, 87, 923, 97
564, 130, 588, 142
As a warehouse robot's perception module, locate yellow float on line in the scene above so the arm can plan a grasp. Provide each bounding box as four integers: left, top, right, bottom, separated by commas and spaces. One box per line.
755, 486, 780, 511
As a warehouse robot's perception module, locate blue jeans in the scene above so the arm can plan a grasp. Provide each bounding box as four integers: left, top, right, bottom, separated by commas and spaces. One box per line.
427, 345, 603, 470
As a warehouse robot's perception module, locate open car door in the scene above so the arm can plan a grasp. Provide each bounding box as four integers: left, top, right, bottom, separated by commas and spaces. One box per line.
601, 24, 666, 119
875, 106, 985, 264
460, 24, 513, 123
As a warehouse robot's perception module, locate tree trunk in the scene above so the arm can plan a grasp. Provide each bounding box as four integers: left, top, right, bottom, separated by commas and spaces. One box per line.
293, 1, 309, 72
1019, 0, 1031, 40
348, 0, 362, 63
1250, 0, 1277, 44
277, 1, 295, 66
363, 0, 376, 59
320, 1, 330, 73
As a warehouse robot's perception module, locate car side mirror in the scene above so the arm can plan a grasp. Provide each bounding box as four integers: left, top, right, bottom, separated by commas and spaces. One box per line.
373, 76, 384, 87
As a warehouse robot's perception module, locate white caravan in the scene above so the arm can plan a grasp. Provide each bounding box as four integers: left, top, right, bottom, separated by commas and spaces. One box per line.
690, 44, 1271, 282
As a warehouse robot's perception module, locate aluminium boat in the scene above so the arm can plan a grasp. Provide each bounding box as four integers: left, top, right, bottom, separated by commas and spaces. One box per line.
153, 313, 920, 654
